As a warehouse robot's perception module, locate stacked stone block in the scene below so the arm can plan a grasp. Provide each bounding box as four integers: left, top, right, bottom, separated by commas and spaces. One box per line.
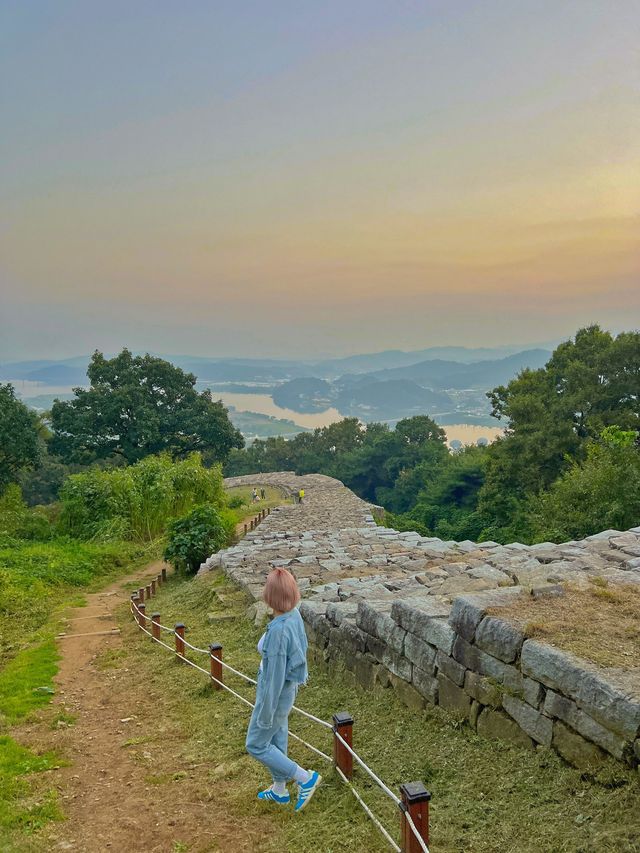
300, 586, 640, 770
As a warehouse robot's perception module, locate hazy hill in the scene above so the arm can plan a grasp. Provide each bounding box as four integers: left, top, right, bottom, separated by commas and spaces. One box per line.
273, 378, 333, 412
310, 344, 553, 376
367, 349, 550, 389
335, 380, 452, 418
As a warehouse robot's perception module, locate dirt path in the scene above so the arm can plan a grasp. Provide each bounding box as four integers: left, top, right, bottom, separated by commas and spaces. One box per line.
29, 560, 266, 853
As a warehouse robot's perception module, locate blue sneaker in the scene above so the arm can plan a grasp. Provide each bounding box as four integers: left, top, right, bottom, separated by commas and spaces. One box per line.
294, 771, 322, 812
257, 786, 290, 804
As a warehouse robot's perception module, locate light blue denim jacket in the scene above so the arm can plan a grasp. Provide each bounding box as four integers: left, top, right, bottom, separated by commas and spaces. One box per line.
254, 607, 308, 730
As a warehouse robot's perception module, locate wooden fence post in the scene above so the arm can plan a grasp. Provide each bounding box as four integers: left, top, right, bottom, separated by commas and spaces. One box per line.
332, 712, 354, 779
151, 579, 156, 596
210, 643, 223, 689
244, 523, 248, 535
145, 584, 152, 600
175, 623, 185, 658
151, 612, 161, 641
137, 602, 146, 628
161, 567, 167, 582
400, 782, 431, 853
138, 586, 145, 603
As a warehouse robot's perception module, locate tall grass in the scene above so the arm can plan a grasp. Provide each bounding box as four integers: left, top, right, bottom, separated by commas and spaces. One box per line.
58, 453, 225, 541
0, 538, 151, 665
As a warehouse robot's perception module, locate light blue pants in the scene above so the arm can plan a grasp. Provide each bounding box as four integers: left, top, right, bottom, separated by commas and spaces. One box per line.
246, 678, 298, 782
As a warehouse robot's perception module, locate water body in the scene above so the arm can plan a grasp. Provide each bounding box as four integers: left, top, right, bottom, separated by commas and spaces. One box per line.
213, 391, 503, 445
14, 381, 504, 446
216, 392, 344, 430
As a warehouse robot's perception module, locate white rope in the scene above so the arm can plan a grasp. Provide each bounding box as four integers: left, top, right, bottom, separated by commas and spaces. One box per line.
334, 730, 401, 806
291, 704, 334, 730
289, 731, 332, 763
132, 611, 178, 655
336, 767, 401, 852
180, 635, 211, 655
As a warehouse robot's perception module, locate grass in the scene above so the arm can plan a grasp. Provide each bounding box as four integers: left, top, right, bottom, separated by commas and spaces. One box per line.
0, 736, 64, 835
0, 537, 154, 665
118, 569, 640, 853
0, 640, 59, 726
226, 484, 291, 528
488, 579, 640, 669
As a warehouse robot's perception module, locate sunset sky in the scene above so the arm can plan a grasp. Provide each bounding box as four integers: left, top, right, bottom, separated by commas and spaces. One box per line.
1, 1, 639, 360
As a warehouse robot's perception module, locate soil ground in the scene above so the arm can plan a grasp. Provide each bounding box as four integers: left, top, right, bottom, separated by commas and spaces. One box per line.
18, 560, 272, 853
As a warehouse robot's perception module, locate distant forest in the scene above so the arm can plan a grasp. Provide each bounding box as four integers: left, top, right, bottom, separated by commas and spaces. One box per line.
226, 327, 640, 544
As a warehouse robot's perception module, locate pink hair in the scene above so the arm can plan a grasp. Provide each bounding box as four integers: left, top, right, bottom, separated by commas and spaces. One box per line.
263, 568, 301, 613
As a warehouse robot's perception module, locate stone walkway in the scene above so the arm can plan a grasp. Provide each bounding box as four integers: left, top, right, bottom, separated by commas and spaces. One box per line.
205, 473, 640, 609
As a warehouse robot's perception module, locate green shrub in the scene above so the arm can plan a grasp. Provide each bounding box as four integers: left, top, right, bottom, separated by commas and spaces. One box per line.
226, 494, 245, 510
58, 453, 224, 541
164, 505, 234, 573
0, 486, 52, 541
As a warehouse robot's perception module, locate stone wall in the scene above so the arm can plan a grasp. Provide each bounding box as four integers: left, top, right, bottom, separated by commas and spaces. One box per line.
301, 587, 640, 769
199, 472, 640, 770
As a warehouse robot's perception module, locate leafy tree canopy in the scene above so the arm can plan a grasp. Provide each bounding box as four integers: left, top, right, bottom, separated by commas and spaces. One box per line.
0, 384, 41, 492
526, 428, 640, 542
225, 415, 448, 505
50, 350, 244, 464
479, 326, 640, 538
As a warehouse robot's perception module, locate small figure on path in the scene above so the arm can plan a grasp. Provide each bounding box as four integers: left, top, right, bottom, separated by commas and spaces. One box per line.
260, 487, 266, 500
298, 488, 305, 504
252, 487, 259, 503
245, 568, 321, 811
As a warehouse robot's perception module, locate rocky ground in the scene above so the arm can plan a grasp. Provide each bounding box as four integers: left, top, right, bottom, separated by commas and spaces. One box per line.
213, 473, 640, 609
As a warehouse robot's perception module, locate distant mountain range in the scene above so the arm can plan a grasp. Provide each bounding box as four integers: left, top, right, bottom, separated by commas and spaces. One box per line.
2, 345, 552, 432
365, 349, 551, 390
308, 343, 553, 376
0, 344, 553, 386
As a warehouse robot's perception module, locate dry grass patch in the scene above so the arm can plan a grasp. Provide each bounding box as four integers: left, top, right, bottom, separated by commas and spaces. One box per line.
490, 579, 640, 670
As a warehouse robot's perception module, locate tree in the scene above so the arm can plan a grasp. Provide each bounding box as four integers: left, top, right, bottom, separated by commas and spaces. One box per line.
164, 504, 233, 573
0, 384, 41, 491
478, 326, 640, 540
526, 428, 640, 542
50, 350, 244, 464
408, 444, 488, 540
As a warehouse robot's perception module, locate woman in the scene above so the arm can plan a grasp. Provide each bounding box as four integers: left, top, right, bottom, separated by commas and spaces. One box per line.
245, 568, 321, 811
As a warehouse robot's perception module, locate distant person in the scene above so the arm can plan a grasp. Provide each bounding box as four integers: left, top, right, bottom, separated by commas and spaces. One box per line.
261, 487, 266, 500
245, 568, 321, 811
298, 488, 305, 504
252, 488, 259, 503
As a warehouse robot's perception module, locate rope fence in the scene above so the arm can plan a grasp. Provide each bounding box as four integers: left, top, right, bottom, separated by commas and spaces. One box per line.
130, 570, 431, 853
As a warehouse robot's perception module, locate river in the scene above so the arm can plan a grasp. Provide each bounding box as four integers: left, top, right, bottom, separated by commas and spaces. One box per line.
212, 391, 503, 445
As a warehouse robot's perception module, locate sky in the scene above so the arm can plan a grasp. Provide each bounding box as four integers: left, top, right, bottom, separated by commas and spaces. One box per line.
1, 1, 639, 361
